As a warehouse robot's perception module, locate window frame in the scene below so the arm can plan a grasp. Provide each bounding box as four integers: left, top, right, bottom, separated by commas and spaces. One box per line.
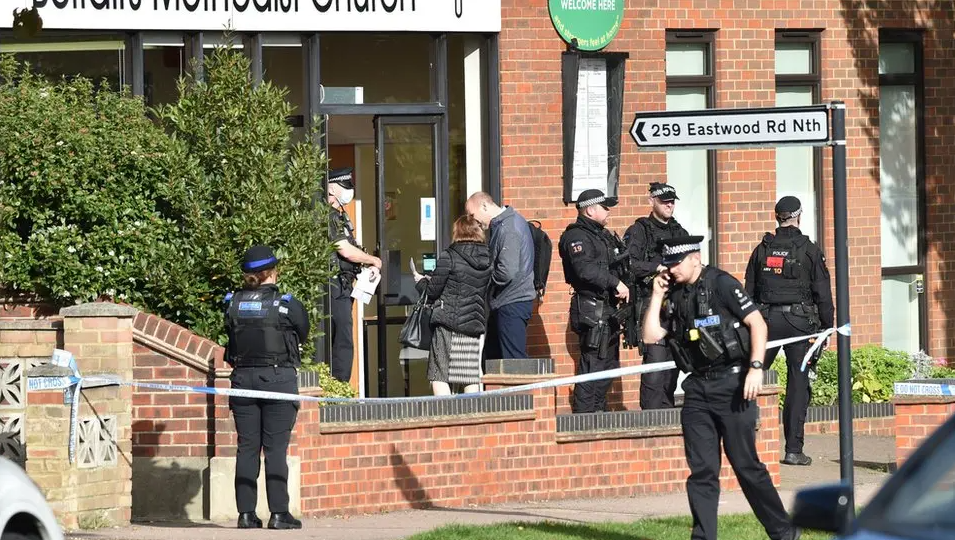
774, 30, 824, 249
665, 30, 718, 264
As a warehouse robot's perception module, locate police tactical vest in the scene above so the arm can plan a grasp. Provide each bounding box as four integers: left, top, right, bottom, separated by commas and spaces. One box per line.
667, 267, 751, 373
754, 232, 812, 305
331, 210, 361, 278
225, 289, 297, 367
634, 216, 688, 261
560, 221, 626, 295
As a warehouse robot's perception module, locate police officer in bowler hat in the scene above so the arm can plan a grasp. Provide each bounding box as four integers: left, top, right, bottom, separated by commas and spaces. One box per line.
744, 195, 833, 466
225, 245, 308, 530
326, 167, 381, 383
643, 236, 799, 540
558, 189, 630, 413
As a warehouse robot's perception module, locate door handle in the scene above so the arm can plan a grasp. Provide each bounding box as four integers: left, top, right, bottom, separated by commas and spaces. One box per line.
915, 274, 924, 295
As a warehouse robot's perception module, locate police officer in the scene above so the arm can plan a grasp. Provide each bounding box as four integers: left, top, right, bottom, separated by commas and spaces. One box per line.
623, 181, 689, 410
744, 196, 833, 466
225, 245, 308, 530
558, 189, 630, 414
643, 236, 799, 540
326, 167, 381, 383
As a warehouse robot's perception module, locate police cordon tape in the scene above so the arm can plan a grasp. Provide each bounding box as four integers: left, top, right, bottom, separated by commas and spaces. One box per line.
27, 324, 850, 463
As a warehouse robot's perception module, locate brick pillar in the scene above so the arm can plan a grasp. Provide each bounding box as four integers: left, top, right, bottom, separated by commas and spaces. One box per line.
894, 395, 955, 467
26, 302, 136, 530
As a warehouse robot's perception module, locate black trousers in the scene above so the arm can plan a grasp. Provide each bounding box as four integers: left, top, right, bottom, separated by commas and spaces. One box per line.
329, 277, 354, 383
764, 310, 816, 454
229, 366, 299, 515
640, 343, 679, 410
681, 372, 792, 540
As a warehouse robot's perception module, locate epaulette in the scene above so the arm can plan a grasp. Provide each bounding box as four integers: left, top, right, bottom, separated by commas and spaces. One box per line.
281, 293, 293, 302
224, 292, 234, 303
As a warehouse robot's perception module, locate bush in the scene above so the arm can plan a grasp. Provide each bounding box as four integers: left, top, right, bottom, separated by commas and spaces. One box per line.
772, 344, 915, 407
0, 48, 349, 397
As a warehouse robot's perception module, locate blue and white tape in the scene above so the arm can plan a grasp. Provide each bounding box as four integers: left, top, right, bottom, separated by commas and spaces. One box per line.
894, 382, 955, 397
27, 325, 849, 462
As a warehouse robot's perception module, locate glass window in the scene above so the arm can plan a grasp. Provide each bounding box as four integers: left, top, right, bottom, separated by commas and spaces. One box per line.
879, 42, 916, 75
144, 45, 183, 108
262, 43, 305, 141
775, 42, 813, 75
879, 85, 918, 268
320, 33, 432, 103
1, 39, 125, 91
882, 275, 921, 353
665, 43, 708, 76
666, 88, 711, 264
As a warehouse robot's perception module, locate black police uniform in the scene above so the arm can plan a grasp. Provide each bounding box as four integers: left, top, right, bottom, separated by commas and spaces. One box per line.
558, 190, 626, 414
744, 196, 834, 464
326, 167, 362, 383
225, 247, 309, 529
623, 182, 689, 410
659, 237, 795, 540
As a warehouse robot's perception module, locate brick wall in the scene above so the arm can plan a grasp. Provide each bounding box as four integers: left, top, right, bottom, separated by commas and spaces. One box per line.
295, 386, 782, 517
804, 415, 896, 437
500, 1, 955, 411
894, 396, 955, 466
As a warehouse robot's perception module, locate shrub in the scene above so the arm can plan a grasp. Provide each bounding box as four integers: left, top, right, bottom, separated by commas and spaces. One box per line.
771, 344, 915, 407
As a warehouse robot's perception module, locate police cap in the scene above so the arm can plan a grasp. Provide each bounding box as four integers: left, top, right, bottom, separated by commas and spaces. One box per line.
649, 182, 680, 201
328, 167, 355, 189
576, 189, 618, 210
242, 244, 278, 272
775, 196, 802, 219
659, 235, 705, 266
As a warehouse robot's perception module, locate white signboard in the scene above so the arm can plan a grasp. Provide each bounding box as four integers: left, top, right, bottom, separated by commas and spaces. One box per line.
571, 57, 608, 200
630, 105, 831, 151
1, 0, 501, 32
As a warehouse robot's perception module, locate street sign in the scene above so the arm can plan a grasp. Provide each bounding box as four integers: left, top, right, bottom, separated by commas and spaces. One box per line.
629, 104, 831, 150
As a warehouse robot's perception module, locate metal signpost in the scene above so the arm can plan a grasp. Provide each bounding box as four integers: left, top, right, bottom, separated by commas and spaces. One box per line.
630, 102, 854, 525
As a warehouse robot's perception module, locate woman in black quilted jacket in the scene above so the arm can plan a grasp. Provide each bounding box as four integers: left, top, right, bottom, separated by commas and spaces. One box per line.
413, 215, 492, 395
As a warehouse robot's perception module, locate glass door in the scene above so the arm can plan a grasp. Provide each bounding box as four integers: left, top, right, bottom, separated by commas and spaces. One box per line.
372, 115, 442, 397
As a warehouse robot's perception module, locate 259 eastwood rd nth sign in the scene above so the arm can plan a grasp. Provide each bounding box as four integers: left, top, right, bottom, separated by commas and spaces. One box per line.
0, 0, 501, 32
630, 105, 831, 150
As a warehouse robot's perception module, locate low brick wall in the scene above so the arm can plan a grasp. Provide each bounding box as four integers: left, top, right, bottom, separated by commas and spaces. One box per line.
801, 403, 896, 436
893, 380, 955, 466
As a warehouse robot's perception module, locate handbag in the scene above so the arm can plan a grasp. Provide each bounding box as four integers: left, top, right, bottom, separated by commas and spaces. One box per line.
399, 292, 433, 350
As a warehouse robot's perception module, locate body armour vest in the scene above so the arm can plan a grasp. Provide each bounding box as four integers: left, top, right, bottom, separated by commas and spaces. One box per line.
666, 267, 751, 374
559, 221, 626, 297
225, 289, 297, 367
754, 232, 811, 305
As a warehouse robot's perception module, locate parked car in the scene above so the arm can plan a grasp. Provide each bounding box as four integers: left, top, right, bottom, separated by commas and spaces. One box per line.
0, 456, 63, 540
791, 413, 955, 540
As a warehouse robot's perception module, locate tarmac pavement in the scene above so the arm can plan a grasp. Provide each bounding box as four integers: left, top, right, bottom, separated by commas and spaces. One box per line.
65, 434, 896, 540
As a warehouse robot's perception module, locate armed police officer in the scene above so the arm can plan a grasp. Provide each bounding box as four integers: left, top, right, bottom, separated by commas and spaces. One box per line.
558, 189, 630, 414
643, 236, 799, 540
744, 196, 833, 467
623, 181, 689, 410
326, 167, 381, 383
225, 245, 308, 530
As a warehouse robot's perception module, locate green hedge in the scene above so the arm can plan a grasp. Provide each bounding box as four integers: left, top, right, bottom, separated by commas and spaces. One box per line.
0, 48, 354, 398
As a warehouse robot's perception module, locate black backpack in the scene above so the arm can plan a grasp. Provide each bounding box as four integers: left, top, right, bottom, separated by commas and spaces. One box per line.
528, 220, 552, 300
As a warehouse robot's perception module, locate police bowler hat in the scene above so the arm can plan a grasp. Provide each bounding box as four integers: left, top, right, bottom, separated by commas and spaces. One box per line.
242, 245, 278, 272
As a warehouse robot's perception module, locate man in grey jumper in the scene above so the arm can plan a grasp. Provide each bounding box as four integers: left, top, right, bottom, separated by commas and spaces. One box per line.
466, 192, 536, 359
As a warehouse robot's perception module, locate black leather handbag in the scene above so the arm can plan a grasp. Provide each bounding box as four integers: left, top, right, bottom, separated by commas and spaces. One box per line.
399, 293, 433, 350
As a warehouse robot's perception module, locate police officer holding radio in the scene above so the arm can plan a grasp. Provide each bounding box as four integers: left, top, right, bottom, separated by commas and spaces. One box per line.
643, 236, 799, 540
745, 196, 833, 467
558, 189, 630, 414
225, 245, 308, 530
623, 181, 689, 410
326, 167, 381, 383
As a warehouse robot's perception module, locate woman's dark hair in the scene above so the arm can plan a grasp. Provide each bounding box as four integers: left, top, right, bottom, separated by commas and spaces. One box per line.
452, 215, 485, 243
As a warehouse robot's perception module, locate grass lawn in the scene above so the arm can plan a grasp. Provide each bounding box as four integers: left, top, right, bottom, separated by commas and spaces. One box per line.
407, 513, 832, 540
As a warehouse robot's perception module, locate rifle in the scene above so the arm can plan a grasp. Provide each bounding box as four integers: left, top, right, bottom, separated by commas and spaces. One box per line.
610, 262, 659, 352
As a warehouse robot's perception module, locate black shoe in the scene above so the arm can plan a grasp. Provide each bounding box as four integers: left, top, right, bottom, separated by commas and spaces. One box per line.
788, 527, 802, 540
782, 452, 813, 466
268, 512, 303, 530
237, 512, 262, 529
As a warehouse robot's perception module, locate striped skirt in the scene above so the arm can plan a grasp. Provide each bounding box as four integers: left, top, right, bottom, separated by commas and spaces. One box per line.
427, 326, 482, 386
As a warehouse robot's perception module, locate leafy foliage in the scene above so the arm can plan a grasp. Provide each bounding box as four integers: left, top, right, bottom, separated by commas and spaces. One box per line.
0, 48, 349, 396
772, 344, 922, 407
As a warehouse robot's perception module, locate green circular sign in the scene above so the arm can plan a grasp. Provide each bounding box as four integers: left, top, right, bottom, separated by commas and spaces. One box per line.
548, 0, 624, 51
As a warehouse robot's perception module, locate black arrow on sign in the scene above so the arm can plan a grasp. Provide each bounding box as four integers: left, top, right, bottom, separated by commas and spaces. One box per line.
635, 121, 647, 143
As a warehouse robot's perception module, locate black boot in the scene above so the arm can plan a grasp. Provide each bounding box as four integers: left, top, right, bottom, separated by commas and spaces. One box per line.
237, 512, 262, 529
268, 512, 303, 530
782, 452, 813, 466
